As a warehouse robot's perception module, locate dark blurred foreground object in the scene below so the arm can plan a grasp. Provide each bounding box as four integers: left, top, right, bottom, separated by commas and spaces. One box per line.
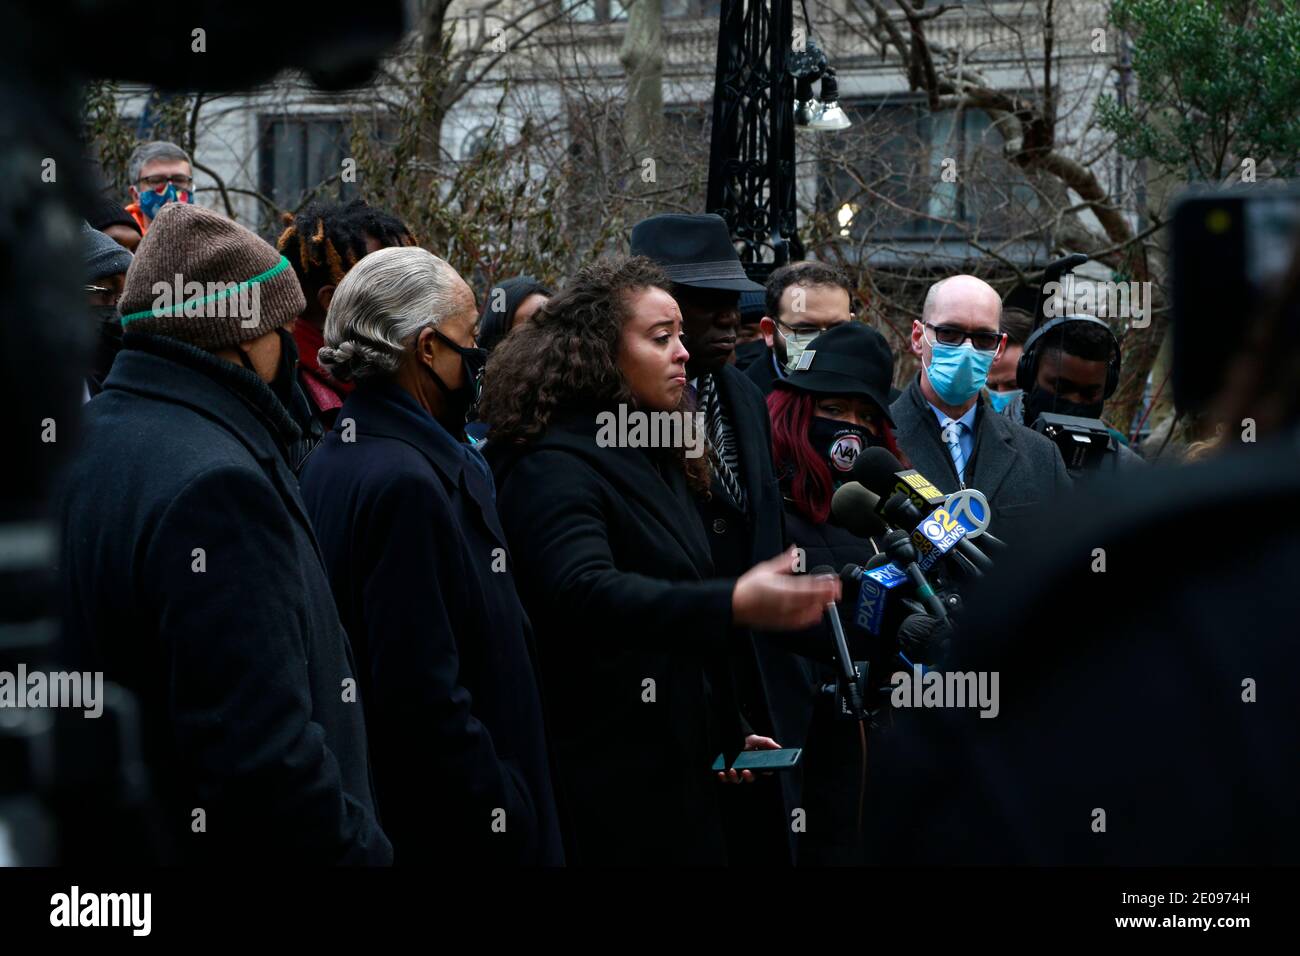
1171, 185, 1300, 418
67, 2, 406, 92
6, 0, 405, 507
865, 445, 1300, 864
864, 186, 1300, 864
1, 1, 404, 863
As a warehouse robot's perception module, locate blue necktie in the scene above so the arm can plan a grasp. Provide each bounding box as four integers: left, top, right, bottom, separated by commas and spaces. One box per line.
941, 417, 967, 482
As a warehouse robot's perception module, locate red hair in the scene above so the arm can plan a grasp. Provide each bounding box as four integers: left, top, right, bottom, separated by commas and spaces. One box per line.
767, 387, 908, 525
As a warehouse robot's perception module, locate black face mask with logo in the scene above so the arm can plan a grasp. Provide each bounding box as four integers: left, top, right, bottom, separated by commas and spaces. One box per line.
1023, 386, 1104, 428
808, 416, 880, 485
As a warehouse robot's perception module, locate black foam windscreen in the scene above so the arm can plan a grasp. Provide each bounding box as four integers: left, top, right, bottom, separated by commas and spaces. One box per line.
829, 482, 887, 538
850, 446, 907, 497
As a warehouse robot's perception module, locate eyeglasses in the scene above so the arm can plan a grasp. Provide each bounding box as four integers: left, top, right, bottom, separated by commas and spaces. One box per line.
86, 283, 121, 306
923, 322, 1004, 352
138, 174, 194, 191
776, 316, 856, 336
776, 318, 820, 338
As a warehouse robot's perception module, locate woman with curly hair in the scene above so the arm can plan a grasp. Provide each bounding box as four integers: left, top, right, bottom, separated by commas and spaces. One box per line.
479, 255, 838, 866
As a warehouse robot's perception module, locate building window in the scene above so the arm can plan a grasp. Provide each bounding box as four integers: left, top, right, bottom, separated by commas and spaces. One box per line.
570, 0, 628, 22
663, 0, 721, 17
818, 99, 1038, 242
259, 117, 354, 212
258, 115, 396, 216
569, 0, 718, 23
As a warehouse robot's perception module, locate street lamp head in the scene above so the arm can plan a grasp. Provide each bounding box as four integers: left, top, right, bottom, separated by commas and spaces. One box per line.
790, 41, 850, 132
809, 68, 851, 131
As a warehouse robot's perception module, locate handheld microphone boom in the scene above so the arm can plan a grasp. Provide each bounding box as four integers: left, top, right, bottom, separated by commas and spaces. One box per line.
812, 565, 865, 718
1034, 252, 1090, 325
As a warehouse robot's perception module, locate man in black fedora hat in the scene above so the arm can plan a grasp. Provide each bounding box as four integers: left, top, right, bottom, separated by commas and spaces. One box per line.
630, 212, 814, 865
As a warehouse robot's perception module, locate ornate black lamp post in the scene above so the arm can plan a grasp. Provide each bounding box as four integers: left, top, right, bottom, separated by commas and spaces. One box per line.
706, 0, 802, 284
707, 2, 849, 283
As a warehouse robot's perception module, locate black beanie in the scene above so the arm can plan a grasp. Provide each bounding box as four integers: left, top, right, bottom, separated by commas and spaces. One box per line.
85, 191, 142, 237
477, 275, 551, 351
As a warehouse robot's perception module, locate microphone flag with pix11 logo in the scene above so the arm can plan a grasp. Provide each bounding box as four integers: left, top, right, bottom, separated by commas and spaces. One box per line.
910, 505, 970, 572
855, 562, 908, 635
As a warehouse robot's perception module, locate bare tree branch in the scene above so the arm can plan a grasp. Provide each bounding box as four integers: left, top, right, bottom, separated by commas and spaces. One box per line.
191, 158, 236, 220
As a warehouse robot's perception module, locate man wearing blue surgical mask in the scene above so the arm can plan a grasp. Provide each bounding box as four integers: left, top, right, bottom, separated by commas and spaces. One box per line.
890, 275, 1071, 548
985, 306, 1033, 417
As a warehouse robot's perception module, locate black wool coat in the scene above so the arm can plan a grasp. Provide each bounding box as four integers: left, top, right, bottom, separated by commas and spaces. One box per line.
742, 346, 784, 397
696, 364, 816, 862
299, 381, 563, 865
57, 333, 391, 865
487, 411, 741, 865
864, 437, 1300, 864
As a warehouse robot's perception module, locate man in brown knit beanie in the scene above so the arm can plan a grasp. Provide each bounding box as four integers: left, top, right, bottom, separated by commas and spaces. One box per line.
57, 202, 392, 865
117, 202, 305, 384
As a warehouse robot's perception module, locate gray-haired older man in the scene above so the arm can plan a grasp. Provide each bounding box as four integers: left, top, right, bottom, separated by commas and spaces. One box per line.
299, 246, 563, 865
125, 140, 194, 233
890, 274, 1071, 547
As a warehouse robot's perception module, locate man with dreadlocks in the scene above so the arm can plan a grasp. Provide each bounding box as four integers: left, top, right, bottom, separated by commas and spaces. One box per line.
278, 198, 417, 433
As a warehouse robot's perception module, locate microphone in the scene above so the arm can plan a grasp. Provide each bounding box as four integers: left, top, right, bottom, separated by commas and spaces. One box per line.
854, 447, 997, 573
881, 493, 992, 575
842, 558, 907, 636
830, 482, 888, 538
835, 476, 990, 578
898, 611, 953, 664
862, 551, 892, 571
811, 565, 863, 716
879, 530, 950, 626
852, 446, 946, 516
972, 528, 1009, 552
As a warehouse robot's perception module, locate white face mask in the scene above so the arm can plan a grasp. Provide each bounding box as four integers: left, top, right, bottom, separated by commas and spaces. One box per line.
782, 328, 821, 372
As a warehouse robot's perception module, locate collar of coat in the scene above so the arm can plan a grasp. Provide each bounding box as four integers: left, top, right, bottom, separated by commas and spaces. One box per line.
485, 407, 716, 575
331, 382, 512, 553
891, 374, 1018, 500
112, 331, 302, 458
332, 379, 476, 488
